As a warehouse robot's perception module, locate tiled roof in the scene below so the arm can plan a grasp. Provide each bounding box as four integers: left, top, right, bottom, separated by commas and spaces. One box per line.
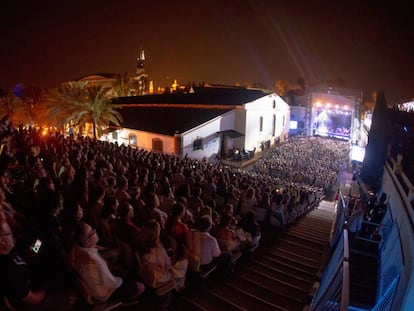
120, 106, 233, 135
113, 86, 268, 106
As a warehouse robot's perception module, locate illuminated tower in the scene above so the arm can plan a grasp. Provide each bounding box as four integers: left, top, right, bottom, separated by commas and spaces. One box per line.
134, 50, 148, 95
136, 50, 145, 75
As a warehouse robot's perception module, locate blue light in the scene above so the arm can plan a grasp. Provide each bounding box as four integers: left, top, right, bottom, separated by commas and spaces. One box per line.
12, 84, 24, 98
403, 126, 408, 132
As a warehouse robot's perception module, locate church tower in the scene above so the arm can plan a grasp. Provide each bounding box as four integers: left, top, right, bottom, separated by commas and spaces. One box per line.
134, 50, 148, 95
136, 50, 145, 75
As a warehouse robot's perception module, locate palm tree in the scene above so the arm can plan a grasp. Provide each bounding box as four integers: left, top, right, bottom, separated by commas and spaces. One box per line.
22, 85, 48, 126
0, 91, 32, 127
86, 85, 123, 138
45, 81, 123, 139
114, 72, 134, 97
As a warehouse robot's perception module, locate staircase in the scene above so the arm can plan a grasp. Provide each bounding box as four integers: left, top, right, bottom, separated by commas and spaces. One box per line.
169, 201, 336, 311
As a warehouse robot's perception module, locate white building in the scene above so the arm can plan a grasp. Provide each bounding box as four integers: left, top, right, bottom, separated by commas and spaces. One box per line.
103, 86, 290, 161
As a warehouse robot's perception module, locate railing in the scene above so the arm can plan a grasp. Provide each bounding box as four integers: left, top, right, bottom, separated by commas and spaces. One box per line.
330, 191, 347, 249
346, 219, 401, 311
312, 158, 408, 311
311, 230, 350, 311
386, 157, 414, 229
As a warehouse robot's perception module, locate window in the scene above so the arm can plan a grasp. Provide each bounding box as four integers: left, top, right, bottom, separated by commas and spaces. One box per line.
273, 100, 276, 109
129, 134, 137, 146
283, 116, 286, 127
193, 138, 203, 151
259, 117, 263, 132
272, 114, 276, 136
112, 131, 118, 140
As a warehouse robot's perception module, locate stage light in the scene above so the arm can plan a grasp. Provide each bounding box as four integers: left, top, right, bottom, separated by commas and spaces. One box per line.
326, 102, 331, 108
344, 105, 349, 110
314, 101, 322, 107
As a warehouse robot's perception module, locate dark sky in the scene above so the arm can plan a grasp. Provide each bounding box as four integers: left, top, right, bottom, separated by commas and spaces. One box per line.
1, 0, 414, 103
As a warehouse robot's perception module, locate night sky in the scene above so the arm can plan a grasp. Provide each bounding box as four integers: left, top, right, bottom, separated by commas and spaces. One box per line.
1, 0, 414, 103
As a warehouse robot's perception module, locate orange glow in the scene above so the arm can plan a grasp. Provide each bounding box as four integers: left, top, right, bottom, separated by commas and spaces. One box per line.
171, 79, 178, 91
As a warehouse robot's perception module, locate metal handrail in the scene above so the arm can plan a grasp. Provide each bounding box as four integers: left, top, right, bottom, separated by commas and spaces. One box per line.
311, 230, 348, 310
340, 230, 350, 311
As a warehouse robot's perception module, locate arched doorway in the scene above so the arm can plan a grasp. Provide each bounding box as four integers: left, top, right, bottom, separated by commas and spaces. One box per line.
152, 138, 163, 153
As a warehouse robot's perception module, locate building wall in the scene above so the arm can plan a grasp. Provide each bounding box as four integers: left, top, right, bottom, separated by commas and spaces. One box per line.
244, 93, 290, 150
101, 92, 290, 160
289, 106, 307, 135
234, 108, 247, 149
102, 128, 175, 154
181, 110, 236, 160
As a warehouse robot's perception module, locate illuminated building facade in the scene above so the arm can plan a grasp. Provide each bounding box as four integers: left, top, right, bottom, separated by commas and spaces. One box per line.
104, 86, 290, 161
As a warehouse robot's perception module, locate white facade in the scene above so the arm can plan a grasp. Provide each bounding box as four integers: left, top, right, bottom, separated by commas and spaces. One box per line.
101, 92, 290, 161
243, 93, 290, 150
181, 110, 236, 160
102, 128, 175, 154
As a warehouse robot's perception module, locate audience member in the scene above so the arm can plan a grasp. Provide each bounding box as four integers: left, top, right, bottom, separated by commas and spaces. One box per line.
187, 215, 232, 273
0, 218, 74, 310
70, 221, 145, 304
138, 219, 188, 290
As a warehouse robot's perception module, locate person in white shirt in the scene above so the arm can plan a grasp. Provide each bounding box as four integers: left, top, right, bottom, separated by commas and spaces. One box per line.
70, 221, 145, 304
187, 215, 231, 271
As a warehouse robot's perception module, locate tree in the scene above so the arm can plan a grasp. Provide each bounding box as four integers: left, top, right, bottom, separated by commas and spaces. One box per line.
297, 77, 306, 91
0, 91, 31, 127
45, 81, 123, 139
21, 85, 49, 126
275, 80, 290, 97
113, 72, 134, 97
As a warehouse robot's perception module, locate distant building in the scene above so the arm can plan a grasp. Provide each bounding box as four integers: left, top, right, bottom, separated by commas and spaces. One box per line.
133, 50, 148, 95
103, 86, 290, 161
76, 50, 149, 97
78, 73, 119, 97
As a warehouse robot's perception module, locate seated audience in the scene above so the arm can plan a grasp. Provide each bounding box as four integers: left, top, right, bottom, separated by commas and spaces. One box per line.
166, 203, 189, 245
0, 216, 75, 310
238, 187, 257, 216
70, 221, 145, 304
186, 215, 231, 272
138, 219, 188, 290
213, 213, 240, 253
237, 211, 261, 251
115, 201, 142, 252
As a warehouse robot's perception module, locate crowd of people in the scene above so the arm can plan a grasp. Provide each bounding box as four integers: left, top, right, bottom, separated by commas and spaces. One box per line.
254, 136, 349, 191
0, 117, 349, 310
